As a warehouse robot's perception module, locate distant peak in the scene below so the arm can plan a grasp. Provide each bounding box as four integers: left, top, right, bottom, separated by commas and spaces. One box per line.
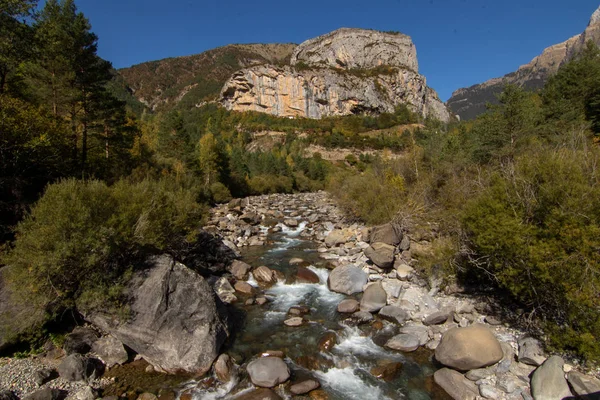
589, 5, 600, 26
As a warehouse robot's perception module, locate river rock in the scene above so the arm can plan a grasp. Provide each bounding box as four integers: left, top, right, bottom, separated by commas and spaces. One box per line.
518, 337, 546, 366
434, 324, 503, 371
399, 325, 429, 346
284, 317, 304, 327
288, 305, 310, 316
229, 260, 251, 280
567, 370, 600, 398
433, 368, 479, 400
63, 327, 99, 355
246, 357, 290, 387
23, 389, 67, 400
34, 368, 58, 386
0, 392, 18, 400
235, 281, 255, 295
289, 258, 304, 265
378, 306, 409, 324
318, 332, 337, 352
385, 333, 420, 352
325, 230, 348, 247
214, 277, 237, 304
423, 311, 449, 326
284, 218, 298, 227
234, 389, 282, 400
91, 335, 128, 367
337, 299, 360, 313
328, 266, 367, 295
296, 267, 320, 284
530, 356, 572, 400
364, 242, 395, 269
370, 361, 403, 381
290, 379, 320, 395
360, 283, 387, 313
214, 354, 236, 382
83, 255, 229, 375
253, 266, 276, 285
350, 311, 374, 324
369, 223, 403, 246
395, 263, 414, 280
57, 354, 103, 382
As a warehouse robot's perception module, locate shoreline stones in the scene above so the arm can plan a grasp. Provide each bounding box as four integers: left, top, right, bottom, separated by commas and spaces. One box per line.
246, 357, 290, 388
434, 324, 504, 371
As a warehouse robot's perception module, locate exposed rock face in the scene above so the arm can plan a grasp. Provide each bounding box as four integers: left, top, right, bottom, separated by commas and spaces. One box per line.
220, 29, 450, 122
448, 5, 600, 120
290, 28, 418, 72
83, 255, 229, 375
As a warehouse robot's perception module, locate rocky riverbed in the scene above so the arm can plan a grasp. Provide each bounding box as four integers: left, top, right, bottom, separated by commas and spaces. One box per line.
2, 191, 600, 400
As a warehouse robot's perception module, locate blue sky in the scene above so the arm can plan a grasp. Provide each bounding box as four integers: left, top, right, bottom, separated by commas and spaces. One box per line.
59, 0, 599, 101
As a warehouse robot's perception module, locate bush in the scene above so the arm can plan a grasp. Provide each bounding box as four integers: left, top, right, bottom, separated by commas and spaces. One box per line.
209, 182, 232, 203
247, 174, 294, 195
3, 178, 205, 315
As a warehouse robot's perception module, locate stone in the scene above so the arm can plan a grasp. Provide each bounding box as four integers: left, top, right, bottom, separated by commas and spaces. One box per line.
318, 332, 337, 352
240, 212, 260, 225
137, 394, 157, 400
246, 357, 290, 388
327, 266, 367, 295
369, 223, 403, 246
395, 263, 414, 280
479, 385, 503, 400
325, 230, 348, 247
364, 242, 395, 269
23, 389, 67, 400
399, 325, 430, 346
91, 335, 128, 367
423, 311, 449, 326
290, 379, 320, 395
284, 218, 298, 227
398, 235, 411, 251
253, 266, 276, 285
63, 327, 99, 355
83, 255, 229, 375
288, 306, 310, 316
296, 267, 320, 284
370, 362, 403, 382
234, 281, 255, 294
433, 368, 479, 400
485, 315, 502, 325
530, 356, 572, 400
229, 260, 251, 280
214, 277, 237, 304
234, 389, 282, 400
214, 354, 235, 383
434, 324, 503, 371
385, 334, 420, 352
57, 354, 103, 382
284, 317, 304, 327
0, 392, 18, 400
337, 299, 360, 313
359, 283, 387, 313
74, 387, 96, 400
350, 311, 374, 324
567, 370, 600, 399
256, 297, 268, 305
496, 375, 522, 393
378, 306, 409, 324
518, 337, 546, 366
34, 368, 58, 386
465, 366, 495, 381
289, 258, 304, 265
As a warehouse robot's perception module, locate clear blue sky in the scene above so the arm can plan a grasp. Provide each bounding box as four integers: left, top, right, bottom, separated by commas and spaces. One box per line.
46, 0, 600, 101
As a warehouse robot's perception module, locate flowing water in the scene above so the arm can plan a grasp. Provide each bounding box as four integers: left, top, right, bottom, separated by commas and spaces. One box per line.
184, 222, 449, 400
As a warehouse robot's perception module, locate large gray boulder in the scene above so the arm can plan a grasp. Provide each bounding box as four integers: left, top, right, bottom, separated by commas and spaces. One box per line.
91, 335, 128, 367
229, 260, 251, 280
359, 283, 387, 313
530, 356, 572, 400
57, 354, 103, 382
518, 337, 546, 366
327, 266, 367, 295
364, 243, 395, 269
369, 223, 403, 246
567, 370, 600, 399
378, 306, 409, 324
433, 368, 478, 400
434, 324, 503, 371
83, 255, 229, 375
63, 327, 99, 355
246, 357, 290, 388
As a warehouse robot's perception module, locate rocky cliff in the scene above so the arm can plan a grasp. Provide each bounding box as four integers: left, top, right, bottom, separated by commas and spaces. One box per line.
448, 6, 600, 120
220, 28, 450, 122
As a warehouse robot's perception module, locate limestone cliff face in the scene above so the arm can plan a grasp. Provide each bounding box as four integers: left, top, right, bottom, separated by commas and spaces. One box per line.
448, 6, 600, 120
290, 28, 419, 72
220, 29, 449, 122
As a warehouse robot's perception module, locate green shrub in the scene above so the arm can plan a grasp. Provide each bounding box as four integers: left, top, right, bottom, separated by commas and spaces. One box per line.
247, 174, 294, 195
209, 182, 232, 203
3, 177, 205, 315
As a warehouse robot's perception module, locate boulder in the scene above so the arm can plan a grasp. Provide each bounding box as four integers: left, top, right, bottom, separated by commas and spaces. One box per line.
34, 368, 58, 386
324, 230, 348, 247
359, 283, 387, 313
337, 299, 360, 313
234, 389, 282, 400
23, 389, 67, 400
246, 357, 290, 388
518, 337, 546, 366
364, 243, 395, 269
91, 335, 128, 367
434, 324, 503, 371
83, 255, 229, 375
378, 306, 409, 324
229, 260, 251, 280
318, 332, 337, 352
214, 277, 237, 304
63, 327, 99, 355
423, 311, 449, 326
296, 267, 320, 284
369, 223, 403, 246
253, 266, 276, 285
214, 354, 236, 383
385, 334, 420, 352
0, 392, 18, 400
433, 368, 479, 400
284, 218, 299, 227
240, 212, 260, 225
327, 266, 367, 295
567, 371, 600, 399
234, 281, 255, 295
290, 379, 320, 395
57, 354, 103, 382
399, 325, 429, 346
530, 356, 572, 400
395, 263, 414, 280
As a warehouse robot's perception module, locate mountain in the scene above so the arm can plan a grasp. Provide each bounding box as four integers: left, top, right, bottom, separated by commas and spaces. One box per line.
447, 5, 600, 121
220, 28, 449, 122
118, 43, 297, 111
